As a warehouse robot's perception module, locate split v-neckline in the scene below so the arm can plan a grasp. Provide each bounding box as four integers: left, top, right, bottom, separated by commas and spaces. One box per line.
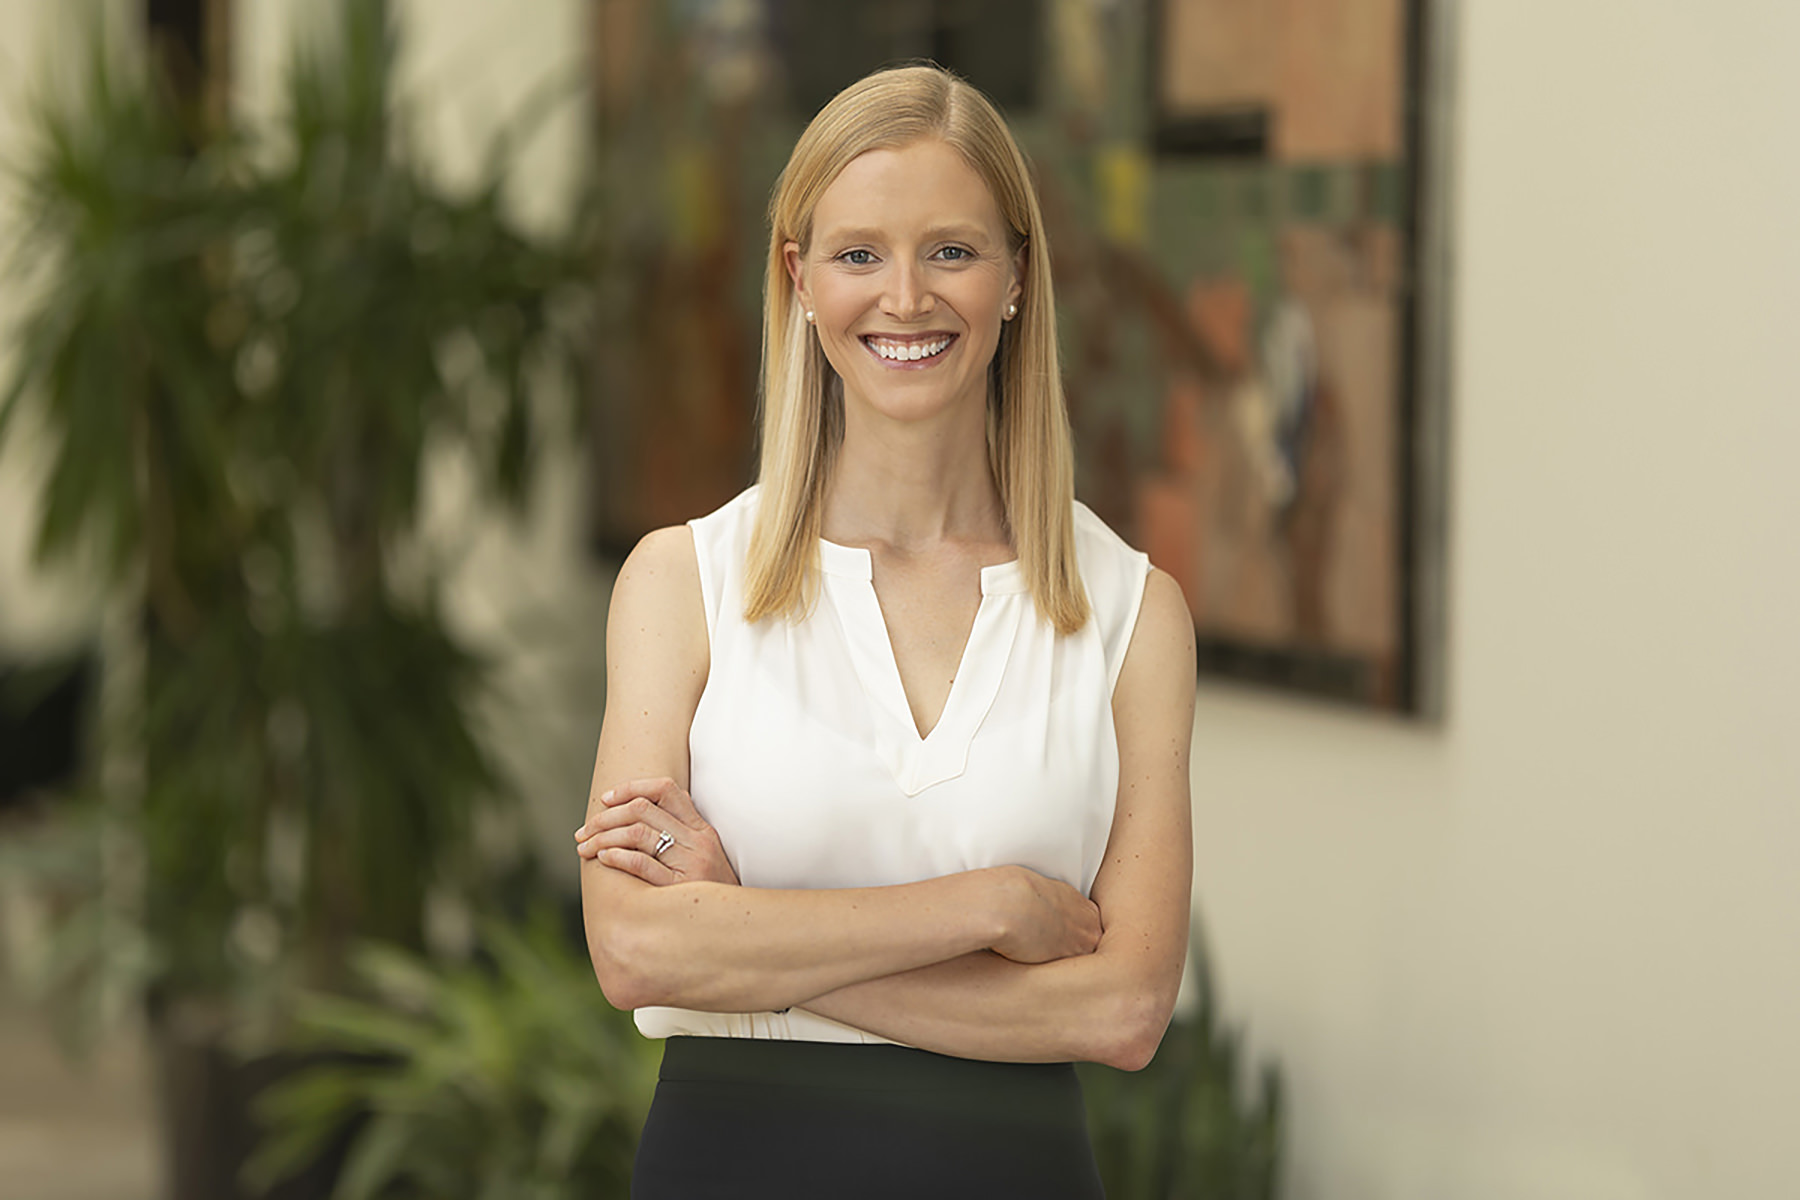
818, 538, 1027, 796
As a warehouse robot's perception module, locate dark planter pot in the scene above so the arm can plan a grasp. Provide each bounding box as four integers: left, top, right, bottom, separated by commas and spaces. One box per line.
149, 999, 362, 1200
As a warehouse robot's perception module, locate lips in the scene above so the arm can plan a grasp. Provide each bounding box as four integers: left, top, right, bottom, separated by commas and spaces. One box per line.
861, 333, 956, 364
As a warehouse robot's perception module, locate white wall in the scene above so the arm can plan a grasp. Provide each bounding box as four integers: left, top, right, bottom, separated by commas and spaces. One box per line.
1194, 3, 1800, 1197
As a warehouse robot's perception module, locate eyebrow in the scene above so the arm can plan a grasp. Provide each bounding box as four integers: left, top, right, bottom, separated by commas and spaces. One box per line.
816, 224, 997, 247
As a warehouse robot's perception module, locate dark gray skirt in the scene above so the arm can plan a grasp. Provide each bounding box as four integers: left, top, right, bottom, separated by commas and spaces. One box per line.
631, 1036, 1106, 1199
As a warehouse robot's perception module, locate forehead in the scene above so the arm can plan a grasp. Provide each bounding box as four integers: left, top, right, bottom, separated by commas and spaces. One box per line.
812, 139, 1005, 241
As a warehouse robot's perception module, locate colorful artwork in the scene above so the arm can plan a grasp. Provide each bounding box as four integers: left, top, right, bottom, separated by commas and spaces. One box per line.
586, 0, 1449, 714
1054, 0, 1446, 713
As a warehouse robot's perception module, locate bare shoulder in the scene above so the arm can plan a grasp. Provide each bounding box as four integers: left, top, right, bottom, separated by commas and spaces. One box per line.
607, 524, 708, 676
1137, 569, 1194, 649
589, 525, 709, 820
1119, 570, 1195, 690
617, 525, 701, 597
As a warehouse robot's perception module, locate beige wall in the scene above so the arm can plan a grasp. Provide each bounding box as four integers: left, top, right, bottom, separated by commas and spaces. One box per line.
1194, 3, 1800, 1197
4, 1, 1797, 1196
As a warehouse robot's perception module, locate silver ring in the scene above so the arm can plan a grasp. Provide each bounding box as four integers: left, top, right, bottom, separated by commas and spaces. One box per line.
652, 829, 675, 859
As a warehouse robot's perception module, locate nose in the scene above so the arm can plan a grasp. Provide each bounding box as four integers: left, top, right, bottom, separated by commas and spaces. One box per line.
882, 258, 934, 321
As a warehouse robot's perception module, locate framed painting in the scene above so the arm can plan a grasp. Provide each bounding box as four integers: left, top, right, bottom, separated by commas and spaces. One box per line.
583, 0, 1453, 716
1089, 0, 1453, 715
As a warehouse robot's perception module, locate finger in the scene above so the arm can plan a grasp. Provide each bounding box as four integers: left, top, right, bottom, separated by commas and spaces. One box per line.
653, 786, 705, 826
598, 847, 680, 886
580, 823, 677, 860
603, 776, 674, 805
598, 778, 704, 830
577, 789, 637, 835
578, 825, 646, 858
622, 776, 708, 826
617, 776, 691, 809
585, 797, 672, 835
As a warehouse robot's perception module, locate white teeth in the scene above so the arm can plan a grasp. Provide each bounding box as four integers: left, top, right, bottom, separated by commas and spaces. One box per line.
870, 336, 951, 362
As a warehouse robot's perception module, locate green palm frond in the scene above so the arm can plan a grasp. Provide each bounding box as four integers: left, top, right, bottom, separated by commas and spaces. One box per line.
248, 910, 655, 1200
0, 0, 593, 1015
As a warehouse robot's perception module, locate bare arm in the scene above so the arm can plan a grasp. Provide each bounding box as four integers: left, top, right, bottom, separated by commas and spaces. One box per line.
579, 527, 1095, 1014
791, 569, 1197, 1070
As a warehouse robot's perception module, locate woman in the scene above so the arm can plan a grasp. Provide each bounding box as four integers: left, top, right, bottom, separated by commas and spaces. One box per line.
575, 64, 1195, 1198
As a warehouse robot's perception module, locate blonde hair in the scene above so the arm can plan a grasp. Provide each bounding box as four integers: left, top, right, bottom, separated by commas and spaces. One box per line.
744, 64, 1088, 635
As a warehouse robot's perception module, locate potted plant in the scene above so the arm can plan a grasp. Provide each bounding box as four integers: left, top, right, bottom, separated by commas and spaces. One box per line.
245, 905, 658, 1200
0, 4, 590, 1195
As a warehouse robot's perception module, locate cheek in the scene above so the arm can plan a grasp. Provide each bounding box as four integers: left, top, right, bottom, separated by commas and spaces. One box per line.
810, 282, 864, 332
809, 294, 867, 375
954, 272, 1009, 320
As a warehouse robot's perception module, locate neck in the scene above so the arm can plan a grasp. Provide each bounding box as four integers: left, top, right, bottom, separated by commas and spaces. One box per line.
823, 393, 1005, 554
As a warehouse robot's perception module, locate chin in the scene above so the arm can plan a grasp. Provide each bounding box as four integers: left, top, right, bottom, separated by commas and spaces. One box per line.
838, 363, 996, 430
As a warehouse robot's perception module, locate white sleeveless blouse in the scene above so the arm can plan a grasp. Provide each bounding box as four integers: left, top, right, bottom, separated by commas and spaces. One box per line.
634, 486, 1151, 1044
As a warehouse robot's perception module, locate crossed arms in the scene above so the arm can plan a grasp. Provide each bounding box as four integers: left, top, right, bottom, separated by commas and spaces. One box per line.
577, 526, 1195, 1072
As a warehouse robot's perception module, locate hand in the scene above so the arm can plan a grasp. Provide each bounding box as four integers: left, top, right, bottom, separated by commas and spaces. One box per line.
988, 866, 1103, 964
574, 776, 740, 887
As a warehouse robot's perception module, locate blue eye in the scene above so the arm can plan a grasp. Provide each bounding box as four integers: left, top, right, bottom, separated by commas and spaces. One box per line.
936, 245, 972, 261
839, 249, 876, 265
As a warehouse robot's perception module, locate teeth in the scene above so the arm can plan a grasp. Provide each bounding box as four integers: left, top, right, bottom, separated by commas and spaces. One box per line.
869, 336, 951, 362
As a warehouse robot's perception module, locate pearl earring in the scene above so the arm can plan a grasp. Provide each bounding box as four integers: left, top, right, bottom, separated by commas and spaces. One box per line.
805, 310, 815, 324
1005, 302, 1018, 320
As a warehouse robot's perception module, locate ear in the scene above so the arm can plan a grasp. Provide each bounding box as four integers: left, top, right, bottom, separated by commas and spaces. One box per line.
1007, 242, 1028, 314
783, 241, 809, 312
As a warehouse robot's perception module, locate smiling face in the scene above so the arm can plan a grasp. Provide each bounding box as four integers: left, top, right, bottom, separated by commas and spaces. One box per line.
786, 138, 1024, 430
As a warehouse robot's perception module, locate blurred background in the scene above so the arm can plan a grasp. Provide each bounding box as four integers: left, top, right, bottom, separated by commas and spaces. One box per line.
1, 1, 1796, 1199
